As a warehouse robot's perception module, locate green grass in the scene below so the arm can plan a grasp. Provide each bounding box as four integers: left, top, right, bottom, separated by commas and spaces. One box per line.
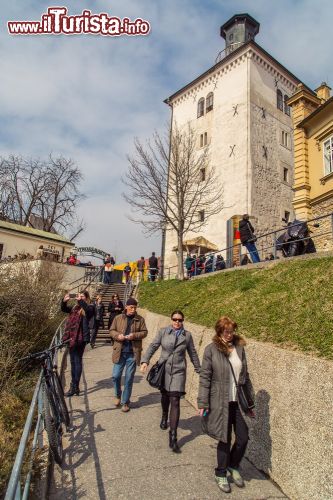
139, 256, 333, 360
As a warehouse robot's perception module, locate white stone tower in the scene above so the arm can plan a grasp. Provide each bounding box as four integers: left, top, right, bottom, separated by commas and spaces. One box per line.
163, 14, 302, 271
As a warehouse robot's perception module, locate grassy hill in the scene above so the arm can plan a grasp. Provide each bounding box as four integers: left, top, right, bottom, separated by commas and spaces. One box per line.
139, 255, 333, 360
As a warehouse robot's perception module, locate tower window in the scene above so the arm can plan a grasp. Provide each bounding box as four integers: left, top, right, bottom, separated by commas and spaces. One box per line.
200, 134, 203, 148
199, 210, 205, 222
229, 33, 234, 41
281, 130, 290, 148
277, 89, 283, 111
200, 168, 206, 182
197, 98, 205, 118
283, 167, 289, 182
206, 92, 214, 112
204, 132, 208, 145
284, 211, 290, 223
284, 95, 290, 116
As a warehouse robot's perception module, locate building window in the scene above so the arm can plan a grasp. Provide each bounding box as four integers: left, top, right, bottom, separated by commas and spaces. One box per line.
197, 98, 205, 118
281, 130, 290, 148
323, 136, 333, 175
283, 167, 288, 182
204, 132, 208, 145
200, 134, 203, 148
200, 168, 206, 182
284, 211, 290, 223
284, 95, 290, 116
277, 89, 283, 111
229, 33, 233, 41
199, 210, 205, 222
206, 92, 214, 112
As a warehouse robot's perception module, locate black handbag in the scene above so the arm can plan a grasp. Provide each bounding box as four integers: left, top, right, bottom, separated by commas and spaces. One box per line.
227, 357, 255, 413
146, 335, 178, 390
146, 360, 166, 389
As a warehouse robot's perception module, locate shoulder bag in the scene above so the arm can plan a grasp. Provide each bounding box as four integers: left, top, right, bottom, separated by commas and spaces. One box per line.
227, 356, 255, 414
247, 222, 257, 243
146, 334, 178, 390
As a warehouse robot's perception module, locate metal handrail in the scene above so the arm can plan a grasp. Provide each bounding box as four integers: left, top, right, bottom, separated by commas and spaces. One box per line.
5, 319, 67, 500
164, 212, 333, 278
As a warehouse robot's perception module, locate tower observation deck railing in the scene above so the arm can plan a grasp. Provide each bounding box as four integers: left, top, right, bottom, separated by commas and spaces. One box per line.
163, 212, 333, 280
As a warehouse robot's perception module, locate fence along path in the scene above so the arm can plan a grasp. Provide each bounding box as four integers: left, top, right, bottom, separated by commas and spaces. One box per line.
49, 345, 286, 499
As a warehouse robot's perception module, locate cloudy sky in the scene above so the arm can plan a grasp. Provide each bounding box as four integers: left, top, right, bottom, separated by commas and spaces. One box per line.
1, 0, 332, 262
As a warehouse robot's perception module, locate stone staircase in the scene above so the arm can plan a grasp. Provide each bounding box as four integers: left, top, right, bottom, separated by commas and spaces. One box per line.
93, 282, 136, 343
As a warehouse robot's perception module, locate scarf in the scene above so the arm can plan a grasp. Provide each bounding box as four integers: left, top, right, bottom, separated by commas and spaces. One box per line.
63, 305, 83, 349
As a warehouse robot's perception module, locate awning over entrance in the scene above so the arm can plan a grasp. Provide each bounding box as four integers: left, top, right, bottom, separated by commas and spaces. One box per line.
172, 236, 219, 255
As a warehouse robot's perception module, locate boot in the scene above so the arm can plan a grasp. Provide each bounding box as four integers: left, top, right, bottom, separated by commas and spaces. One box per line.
65, 383, 76, 397
74, 385, 80, 396
160, 413, 168, 430
169, 430, 181, 453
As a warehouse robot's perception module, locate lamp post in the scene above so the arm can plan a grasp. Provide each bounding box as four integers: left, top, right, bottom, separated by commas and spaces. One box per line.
160, 221, 167, 280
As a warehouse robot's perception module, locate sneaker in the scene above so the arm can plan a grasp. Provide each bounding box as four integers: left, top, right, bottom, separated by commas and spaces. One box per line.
121, 404, 130, 413
228, 468, 244, 488
114, 397, 121, 408
215, 475, 231, 493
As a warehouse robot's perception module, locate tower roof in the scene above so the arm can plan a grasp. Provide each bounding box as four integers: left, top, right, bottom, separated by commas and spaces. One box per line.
220, 13, 260, 39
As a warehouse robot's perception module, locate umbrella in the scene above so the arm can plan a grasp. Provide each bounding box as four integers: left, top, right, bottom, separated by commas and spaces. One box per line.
172, 236, 219, 255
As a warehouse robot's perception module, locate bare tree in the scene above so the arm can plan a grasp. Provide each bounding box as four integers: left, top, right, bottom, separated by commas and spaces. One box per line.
123, 124, 224, 279
0, 155, 85, 236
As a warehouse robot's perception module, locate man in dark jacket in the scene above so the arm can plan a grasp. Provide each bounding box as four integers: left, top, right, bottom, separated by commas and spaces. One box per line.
239, 214, 260, 263
110, 297, 148, 412
148, 252, 158, 281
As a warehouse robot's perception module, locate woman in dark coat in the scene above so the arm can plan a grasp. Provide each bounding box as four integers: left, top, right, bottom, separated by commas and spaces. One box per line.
198, 316, 255, 494
61, 290, 94, 396
107, 293, 124, 329
140, 310, 201, 453
90, 294, 105, 348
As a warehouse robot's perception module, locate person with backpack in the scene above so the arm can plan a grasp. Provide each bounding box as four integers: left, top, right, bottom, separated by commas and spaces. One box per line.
239, 214, 261, 263
61, 291, 95, 396
140, 310, 200, 453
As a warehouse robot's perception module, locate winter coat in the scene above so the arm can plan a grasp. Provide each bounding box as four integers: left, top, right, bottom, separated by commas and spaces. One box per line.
110, 313, 148, 365
197, 338, 253, 443
148, 256, 158, 269
142, 326, 201, 393
108, 300, 124, 327
61, 299, 95, 345
239, 219, 256, 245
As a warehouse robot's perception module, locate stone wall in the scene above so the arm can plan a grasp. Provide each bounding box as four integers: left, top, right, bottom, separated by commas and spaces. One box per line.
311, 201, 333, 251
139, 309, 333, 500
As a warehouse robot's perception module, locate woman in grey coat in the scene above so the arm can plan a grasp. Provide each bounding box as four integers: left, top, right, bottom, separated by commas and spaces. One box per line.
141, 310, 200, 453
198, 316, 255, 494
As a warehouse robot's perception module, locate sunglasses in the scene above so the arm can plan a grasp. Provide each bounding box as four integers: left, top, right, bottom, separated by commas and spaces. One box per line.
172, 318, 183, 322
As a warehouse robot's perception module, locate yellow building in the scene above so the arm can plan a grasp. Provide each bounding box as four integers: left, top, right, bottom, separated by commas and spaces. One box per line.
288, 82, 333, 249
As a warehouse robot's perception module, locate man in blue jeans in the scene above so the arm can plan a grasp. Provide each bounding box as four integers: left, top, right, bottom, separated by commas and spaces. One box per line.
239, 214, 261, 264
110, 297, 148, 412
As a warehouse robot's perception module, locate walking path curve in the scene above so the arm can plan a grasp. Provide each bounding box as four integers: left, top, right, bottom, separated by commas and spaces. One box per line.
49, 345, 287, 499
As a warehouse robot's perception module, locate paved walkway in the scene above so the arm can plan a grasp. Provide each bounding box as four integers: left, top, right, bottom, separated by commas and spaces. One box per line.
49, 345, 287, 499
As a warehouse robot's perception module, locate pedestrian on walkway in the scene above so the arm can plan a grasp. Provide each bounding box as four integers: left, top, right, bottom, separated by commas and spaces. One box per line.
110, 298, 148, 412
107, 293, 124, 330
239, 214, 261, 263
140, 310, 201, 453
148, 252, 159, 281
197, 316, 255, 493
104, 261, 114, 284
61, 291, 95, 396
123, 262, 132, 283
90, 294, 105, 348
137, 256, 146, 283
